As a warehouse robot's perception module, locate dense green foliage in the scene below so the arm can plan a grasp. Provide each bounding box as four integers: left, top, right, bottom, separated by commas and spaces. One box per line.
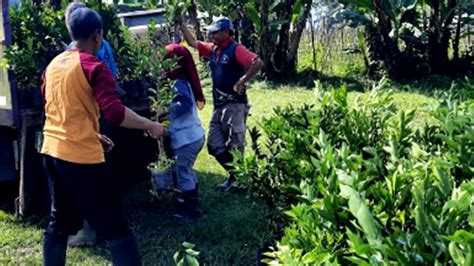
3, 0, 175, 105
234, 79, 474, 264
4, 1, 67, 92
339, 0, 474, 79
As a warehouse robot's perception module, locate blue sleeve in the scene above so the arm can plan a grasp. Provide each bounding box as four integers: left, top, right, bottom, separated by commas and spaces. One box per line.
104, 41, 118, 79
168, 80, 193, 118
97, 40, 118, 80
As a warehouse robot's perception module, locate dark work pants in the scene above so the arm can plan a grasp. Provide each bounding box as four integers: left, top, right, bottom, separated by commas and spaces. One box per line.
207, 103, 249, 175
42, 155, 141, 266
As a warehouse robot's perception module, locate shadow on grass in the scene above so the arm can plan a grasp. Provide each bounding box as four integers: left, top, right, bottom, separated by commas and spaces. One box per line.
126, 170, 273, 265
1, 170, 273, 265
258, 70, 473, 100
260, 69, 368, 92
388, 75, 474, 98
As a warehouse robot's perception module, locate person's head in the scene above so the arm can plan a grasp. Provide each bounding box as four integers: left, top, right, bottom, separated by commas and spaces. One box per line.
67, 7, 103, 54
164, 44, 192, 80
207, 17, 233, 46
164, 44, 202, 96
64, 1, 86, 24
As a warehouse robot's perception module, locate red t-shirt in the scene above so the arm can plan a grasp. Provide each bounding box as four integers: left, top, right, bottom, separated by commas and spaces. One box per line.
197, 38, 258, 69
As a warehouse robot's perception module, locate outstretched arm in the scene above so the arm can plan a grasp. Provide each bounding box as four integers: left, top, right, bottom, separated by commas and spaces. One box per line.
177, 16, 198, 49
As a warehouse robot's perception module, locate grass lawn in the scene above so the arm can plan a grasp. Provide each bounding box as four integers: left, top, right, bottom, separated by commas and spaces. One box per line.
0, 77, 459, 265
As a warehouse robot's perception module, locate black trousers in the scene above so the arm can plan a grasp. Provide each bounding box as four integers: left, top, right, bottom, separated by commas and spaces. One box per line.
42, 155, 141, 266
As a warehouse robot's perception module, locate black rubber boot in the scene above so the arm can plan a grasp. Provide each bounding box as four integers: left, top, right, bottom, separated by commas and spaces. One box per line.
172, 189, 203, 221
214, 151, 234, 172
107, 231, 142, 266
43, 230, 68, 266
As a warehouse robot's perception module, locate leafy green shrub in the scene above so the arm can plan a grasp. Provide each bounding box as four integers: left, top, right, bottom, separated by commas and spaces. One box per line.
234, 81, 474, 264
4, 0, 174, 99
4, 1, 68, 92
234, 80, 395, 224
3, 1, 140, 100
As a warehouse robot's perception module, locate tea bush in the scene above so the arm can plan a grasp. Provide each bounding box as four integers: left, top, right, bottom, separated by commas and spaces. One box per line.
234, 80, 474, 264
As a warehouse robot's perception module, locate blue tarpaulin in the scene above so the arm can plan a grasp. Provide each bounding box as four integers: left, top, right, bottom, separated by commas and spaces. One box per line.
0, 127, 16, 181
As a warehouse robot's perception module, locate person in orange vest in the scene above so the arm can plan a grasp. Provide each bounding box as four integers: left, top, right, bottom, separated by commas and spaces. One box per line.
64, 0, 119, 248
41, 7, 163, 265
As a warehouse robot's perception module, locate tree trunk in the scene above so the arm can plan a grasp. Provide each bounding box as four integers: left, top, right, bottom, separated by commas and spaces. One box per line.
287, 0, 312, 74
374, 0, 401, 78
427, 0, 456, 73
273, 0, 296, 77
440, 0, 457, 63
188, 0, 204, 41
310, 13, 317, 71
365, 24, 384, 62
453, 5, 461, 61
259, 0, 275, 78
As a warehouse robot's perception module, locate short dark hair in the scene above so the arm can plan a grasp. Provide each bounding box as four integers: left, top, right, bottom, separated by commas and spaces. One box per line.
67, 8, 103, 41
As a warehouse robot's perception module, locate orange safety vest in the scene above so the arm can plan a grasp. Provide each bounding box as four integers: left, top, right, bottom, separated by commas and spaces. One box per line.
41, 51, 103, 164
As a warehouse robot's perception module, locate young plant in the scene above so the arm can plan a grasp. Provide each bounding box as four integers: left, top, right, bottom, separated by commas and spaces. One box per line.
173, 242, 200, 266
131, 23, 178, 175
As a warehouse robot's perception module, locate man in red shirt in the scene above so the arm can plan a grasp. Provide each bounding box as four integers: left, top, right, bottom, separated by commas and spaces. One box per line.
177, 16, 263, 192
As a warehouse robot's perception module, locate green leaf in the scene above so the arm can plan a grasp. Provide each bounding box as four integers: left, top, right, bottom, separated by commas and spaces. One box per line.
182, 242, 195, 249
269, 19, 289, 29
337, 169, 354, 186
173, 251, 180, 263
291, 0, 303, 23
185, 256, 199, 266
245, 2, 260, 28
343, 184, 381, 246
301, 251, 317, 264
185, 249, 200, 257
449, 242, 465, 265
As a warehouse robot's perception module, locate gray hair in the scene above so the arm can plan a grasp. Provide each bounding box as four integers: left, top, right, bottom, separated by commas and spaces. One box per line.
67, 7, 103, 41
65, 1, 87, 24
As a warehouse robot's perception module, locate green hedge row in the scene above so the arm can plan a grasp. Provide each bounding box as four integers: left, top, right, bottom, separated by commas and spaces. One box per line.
234, 79, 473, 265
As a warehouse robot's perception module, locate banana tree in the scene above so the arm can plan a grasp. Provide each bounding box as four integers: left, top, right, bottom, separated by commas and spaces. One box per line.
339, 0, 474, 78
425, 0, 474, 72
246, 0, 313, 79
340, 0, 421, 78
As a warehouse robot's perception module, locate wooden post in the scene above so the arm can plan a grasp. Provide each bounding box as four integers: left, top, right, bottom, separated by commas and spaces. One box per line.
16, 110, 49, 217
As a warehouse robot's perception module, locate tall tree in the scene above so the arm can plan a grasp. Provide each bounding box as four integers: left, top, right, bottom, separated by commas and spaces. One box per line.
287, 0, 313, 74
